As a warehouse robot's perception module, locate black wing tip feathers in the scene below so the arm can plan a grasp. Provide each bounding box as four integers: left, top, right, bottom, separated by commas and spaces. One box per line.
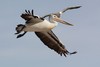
21, 10, 34, 20
59, 50, 77, 57
24, 10, 34, 16
68, 6, 82, 9
21, 10, 42, 19
69, 51, 77, 55
74, 6, 82, 8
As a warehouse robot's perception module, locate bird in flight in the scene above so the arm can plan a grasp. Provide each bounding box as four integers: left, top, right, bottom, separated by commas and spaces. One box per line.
15, 6, 81, 57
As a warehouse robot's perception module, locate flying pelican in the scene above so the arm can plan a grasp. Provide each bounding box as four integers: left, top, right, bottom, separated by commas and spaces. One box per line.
15, 6, 81, 57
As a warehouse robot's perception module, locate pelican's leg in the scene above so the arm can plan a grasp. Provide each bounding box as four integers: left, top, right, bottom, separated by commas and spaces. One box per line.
15, 24, 25, 34
15, 24, 27, 38
17, 31, 27, 38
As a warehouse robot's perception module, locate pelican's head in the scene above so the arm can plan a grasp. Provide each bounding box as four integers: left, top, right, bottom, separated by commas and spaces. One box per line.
50, 14, 73, 26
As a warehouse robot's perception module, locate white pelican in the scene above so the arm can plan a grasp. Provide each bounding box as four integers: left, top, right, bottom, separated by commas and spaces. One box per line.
15, 6, 81, 57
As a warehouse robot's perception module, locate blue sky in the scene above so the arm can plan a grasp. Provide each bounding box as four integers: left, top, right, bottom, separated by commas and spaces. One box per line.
0, 0, 100, 67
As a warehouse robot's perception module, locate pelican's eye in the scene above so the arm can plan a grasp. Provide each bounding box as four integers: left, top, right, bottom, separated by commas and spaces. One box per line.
53, 15, 57, 18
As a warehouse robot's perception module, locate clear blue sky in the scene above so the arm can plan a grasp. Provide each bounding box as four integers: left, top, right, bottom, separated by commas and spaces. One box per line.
0, 0, 100, 67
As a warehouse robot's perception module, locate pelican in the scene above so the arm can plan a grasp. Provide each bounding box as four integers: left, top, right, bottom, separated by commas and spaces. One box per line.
15, 6, 81, 57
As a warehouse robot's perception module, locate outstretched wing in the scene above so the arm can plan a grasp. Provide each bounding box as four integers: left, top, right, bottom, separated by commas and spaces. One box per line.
42, 6, 81, 18
61, 6, 81, 13
21, 10, 44, 24
21, 10, 34, 20
35, 30, 77, 57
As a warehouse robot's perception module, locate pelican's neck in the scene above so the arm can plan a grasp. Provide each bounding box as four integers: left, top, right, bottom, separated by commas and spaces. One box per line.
49, 19, 57, 27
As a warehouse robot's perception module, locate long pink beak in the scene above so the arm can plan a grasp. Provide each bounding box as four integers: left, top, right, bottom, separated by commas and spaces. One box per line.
54, 17, 73, 26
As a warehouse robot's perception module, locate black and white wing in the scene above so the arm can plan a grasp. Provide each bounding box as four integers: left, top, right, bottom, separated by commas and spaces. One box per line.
42, 6, 81, 18
35, 30, 77, 57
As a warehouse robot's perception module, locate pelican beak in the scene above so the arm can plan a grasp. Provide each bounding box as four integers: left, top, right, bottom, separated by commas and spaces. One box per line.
54, 17, 73, 26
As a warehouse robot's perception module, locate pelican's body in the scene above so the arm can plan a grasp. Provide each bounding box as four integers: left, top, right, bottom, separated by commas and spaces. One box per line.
23, 19, 58, 32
